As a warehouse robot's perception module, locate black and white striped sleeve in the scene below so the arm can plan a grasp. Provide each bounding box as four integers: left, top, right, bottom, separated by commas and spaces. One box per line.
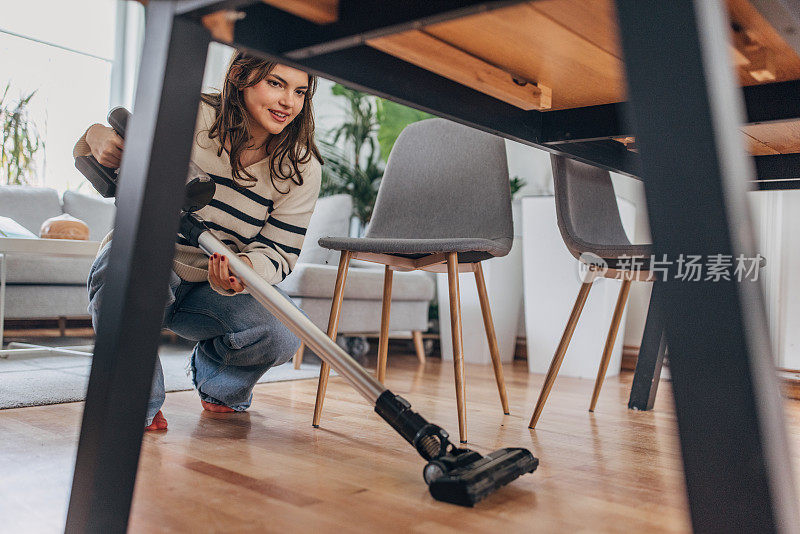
239, 158, 321, 285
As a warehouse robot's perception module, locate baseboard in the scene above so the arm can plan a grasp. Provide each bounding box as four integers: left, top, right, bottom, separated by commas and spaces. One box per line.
622, 345, 639, 371
514, 337, 527, 360
515, 341, 635, 366
1, 318, 177, 343
779, 370, 800, 401
3, 317, 93, 339
4, 317, 91, 328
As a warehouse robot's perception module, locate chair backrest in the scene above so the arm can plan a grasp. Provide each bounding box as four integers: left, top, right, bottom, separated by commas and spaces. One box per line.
550, 154, 631, 257
366, 118, 513, 245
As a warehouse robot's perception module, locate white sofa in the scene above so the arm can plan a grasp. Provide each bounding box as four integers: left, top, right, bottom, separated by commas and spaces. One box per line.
0, 186, 115, 319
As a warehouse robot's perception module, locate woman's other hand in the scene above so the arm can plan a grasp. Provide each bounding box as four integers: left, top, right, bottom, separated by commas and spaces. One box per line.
86, 124, 124, 168
208, 253, 252, 293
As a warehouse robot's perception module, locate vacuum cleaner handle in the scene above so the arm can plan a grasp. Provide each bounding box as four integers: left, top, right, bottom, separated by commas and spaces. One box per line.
73, 107, 128, 199
75, 107, 215, 212
73, 156, 119, 198
107, 106, 128, 139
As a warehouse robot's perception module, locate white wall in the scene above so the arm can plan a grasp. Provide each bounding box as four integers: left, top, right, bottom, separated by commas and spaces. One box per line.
201, 42, 233, 93
755, 189, 800, 369
505, 139, 554, 197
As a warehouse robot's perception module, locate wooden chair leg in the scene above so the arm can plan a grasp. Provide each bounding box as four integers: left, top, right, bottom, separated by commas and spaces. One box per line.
446, 252, 468, 443
474, 262, 510, 415
529, 278, 594, 429
312, 251, 352, 427
589, 278, 632, 412
412, 330, 426, 364
377, 266, 393, 383
293, 342, 304, 370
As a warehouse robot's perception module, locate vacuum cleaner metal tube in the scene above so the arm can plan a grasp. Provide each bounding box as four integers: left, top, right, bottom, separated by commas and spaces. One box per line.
196, 229, 386, 404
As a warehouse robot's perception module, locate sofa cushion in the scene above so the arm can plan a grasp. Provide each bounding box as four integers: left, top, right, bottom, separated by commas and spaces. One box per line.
6, 255, 95, 285
62, 190, 116, 241
298, 194, 352, 265
278, 263, 435, 301
0, 186, 62, 234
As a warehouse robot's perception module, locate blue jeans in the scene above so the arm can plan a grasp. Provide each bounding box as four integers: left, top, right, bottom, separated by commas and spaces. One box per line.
87, 243, 302, 425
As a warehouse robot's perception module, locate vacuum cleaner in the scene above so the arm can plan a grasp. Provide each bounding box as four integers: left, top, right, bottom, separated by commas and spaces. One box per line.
75, 107, 538, 507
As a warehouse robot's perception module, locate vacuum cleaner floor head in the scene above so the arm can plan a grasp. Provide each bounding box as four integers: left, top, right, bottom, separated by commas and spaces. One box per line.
426, 447, 539, 506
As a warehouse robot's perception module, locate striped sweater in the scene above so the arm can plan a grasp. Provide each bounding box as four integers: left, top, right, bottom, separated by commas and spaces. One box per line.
74, 101, 322, 295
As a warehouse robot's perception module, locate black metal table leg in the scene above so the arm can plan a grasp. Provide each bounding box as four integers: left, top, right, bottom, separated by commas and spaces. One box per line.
65, 3, 210, 533
616, 0, 799, 531
628, 281, 666, 411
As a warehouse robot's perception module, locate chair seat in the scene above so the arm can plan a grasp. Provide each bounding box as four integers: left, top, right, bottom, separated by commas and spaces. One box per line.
318, 236, 512, 262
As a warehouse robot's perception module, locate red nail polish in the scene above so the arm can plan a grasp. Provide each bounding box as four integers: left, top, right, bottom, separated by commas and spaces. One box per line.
212, 253, 218, 259
229, 277, 235, 283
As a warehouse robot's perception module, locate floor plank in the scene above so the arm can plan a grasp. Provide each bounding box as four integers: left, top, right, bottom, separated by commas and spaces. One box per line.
2, 348, 797, 533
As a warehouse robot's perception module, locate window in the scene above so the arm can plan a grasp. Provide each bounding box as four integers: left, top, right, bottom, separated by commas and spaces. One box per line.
1, 0, 141, 193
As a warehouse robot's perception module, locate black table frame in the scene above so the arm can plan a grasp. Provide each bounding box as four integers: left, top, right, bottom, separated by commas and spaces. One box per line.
64, 1, 800, 532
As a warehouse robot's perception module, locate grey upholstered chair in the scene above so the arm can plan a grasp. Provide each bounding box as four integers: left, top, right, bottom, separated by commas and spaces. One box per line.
312, 118, 513, 443
528, 154, 652, 430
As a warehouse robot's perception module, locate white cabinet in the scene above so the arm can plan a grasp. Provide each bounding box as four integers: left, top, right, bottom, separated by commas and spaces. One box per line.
521, 196, 636, 378
436, 238, 523, 364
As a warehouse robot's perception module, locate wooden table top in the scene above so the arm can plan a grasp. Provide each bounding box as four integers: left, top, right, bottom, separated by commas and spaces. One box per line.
259, 0, 800, 156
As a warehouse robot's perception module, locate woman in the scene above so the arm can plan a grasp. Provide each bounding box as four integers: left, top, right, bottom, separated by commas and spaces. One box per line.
75, 52, 323, 430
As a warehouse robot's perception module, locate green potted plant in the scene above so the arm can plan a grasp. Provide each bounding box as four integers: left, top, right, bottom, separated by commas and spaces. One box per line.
0, 82, 43, 186
319, 84, 383, 232
375, 98, 434, 163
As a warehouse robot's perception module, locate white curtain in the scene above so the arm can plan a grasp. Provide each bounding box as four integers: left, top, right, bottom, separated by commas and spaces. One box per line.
110, 0, 145, 111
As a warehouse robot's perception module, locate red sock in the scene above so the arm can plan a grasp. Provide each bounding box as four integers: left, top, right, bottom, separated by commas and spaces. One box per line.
201, 399, 235, 413
144, 410, 168, 431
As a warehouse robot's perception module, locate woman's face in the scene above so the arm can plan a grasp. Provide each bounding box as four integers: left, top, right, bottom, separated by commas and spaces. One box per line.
242, 64, 309, 139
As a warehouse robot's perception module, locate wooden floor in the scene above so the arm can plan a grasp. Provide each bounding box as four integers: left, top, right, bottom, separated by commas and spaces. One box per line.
2, 347, 799, 533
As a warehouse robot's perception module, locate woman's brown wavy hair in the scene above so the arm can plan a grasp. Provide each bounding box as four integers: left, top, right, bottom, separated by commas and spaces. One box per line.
200, 51, 323, 193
